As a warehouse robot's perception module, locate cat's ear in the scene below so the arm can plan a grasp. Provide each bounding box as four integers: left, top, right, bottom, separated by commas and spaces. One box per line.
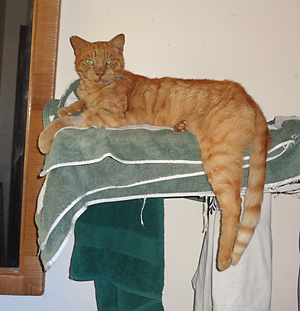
108, 34, 125, 54
70, 36, 90, 56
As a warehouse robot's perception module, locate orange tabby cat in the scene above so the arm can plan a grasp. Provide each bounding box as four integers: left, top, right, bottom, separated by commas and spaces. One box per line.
38, 34, 270, 271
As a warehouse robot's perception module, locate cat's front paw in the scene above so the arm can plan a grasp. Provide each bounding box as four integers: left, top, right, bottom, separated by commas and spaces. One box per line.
57, 107, 73, 117
173, 120, 188, 132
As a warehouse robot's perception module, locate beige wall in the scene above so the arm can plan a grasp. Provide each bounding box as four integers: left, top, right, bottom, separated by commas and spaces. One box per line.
0, 0, 299, 310
55, 2, 300, 308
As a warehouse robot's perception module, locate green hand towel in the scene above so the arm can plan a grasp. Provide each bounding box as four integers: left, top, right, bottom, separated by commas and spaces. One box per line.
70, 199, 164, 311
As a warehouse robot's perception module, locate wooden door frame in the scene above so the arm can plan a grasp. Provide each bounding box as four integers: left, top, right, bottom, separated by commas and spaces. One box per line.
0, 0, 61, 295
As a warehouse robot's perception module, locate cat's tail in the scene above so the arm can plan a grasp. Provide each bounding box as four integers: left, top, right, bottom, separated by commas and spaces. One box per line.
231, 113, 271, 265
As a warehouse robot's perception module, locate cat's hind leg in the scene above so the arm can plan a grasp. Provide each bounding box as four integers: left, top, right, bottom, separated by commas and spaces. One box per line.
196, 133, 246, 271
204, 161, 243, 271
189, 109, 254, 270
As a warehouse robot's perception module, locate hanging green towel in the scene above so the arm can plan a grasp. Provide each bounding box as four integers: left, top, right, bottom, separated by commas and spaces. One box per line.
69, 199, 164, 311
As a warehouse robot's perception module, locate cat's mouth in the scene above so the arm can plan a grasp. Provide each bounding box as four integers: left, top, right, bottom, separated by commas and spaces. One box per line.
91, 72, 109, 84
95, 77, 109, 85
97, 74, 114, 84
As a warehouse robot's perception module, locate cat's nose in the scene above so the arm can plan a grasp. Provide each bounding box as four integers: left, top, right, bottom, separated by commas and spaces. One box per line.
96, 71, 104, 78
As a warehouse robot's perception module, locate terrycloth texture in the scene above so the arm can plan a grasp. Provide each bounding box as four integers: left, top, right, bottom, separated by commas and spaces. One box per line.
193, 194, 272, 311
70, 199, 164, 311
35, 80, 300, 270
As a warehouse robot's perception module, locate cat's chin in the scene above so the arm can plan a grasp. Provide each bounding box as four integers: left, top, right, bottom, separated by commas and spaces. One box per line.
92, 79, 108, 85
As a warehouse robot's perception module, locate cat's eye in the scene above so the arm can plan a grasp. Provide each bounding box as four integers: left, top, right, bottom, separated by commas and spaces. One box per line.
106, 59, 114, 66
85, 59, 94, 66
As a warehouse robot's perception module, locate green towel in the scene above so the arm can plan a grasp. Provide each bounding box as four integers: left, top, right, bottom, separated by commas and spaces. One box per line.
36, 80, 300, 271
70, 199, 164, 311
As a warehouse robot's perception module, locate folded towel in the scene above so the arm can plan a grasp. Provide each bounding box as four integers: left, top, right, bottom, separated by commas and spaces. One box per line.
35, 80, 300, 270
70, 199, 164, 311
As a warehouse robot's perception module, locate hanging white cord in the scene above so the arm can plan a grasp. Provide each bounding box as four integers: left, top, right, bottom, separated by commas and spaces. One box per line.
140, 198, 147, 227
202, 197, 208, 233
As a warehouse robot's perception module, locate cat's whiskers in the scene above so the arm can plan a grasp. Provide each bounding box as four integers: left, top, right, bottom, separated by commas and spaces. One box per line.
106, 73, 131, 83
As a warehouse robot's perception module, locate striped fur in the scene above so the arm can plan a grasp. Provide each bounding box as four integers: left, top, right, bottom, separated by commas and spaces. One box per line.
38, 34, 270, 271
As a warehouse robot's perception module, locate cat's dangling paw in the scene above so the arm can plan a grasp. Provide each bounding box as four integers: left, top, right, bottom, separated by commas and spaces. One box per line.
217, 253, 232, 271
57, 107, 74, 117
173, 120, 188, 132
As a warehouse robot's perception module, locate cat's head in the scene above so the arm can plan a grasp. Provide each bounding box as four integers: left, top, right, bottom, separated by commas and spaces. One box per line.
70, 34, 125, 84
